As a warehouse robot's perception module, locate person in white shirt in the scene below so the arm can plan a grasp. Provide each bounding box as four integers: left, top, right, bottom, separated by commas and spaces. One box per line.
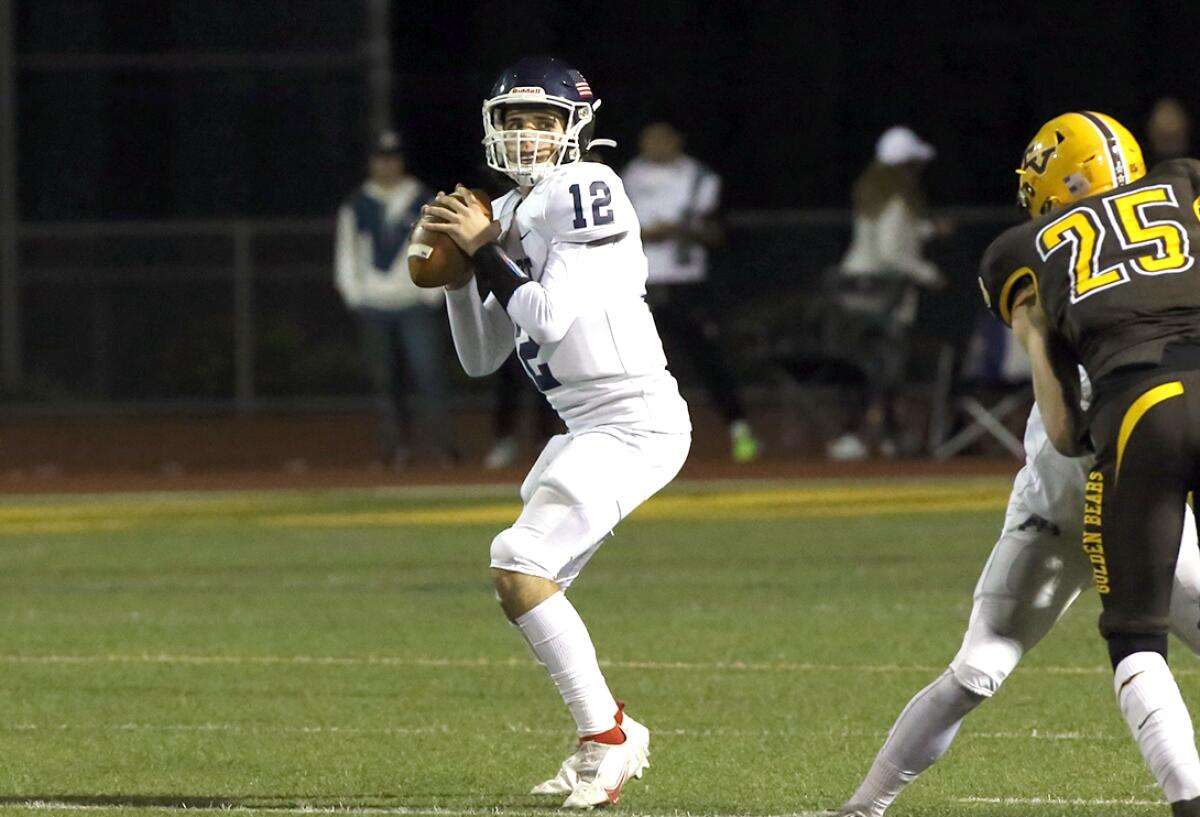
623, 122, 760, 462
828, 125, 948, 460
334, 131, 457, 466
421, 57, 690, 809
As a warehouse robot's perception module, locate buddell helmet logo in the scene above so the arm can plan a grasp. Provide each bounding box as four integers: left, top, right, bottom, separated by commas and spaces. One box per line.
509, 86, 546, 97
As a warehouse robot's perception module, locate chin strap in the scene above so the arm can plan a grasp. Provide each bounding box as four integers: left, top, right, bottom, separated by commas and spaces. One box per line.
586, 138, 618, 150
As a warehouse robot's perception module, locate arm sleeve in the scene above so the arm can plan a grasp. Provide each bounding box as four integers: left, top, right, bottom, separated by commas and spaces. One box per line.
334, 205, 361, 306
445, 282, 515, 377
504, 239, 592, 346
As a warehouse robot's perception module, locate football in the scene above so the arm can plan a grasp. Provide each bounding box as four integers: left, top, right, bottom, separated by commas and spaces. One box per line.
407, 188, 493, 288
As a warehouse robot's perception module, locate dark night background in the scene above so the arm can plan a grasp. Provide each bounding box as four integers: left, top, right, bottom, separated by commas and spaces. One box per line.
15, 1, 1200, 220
7, 0, 1200, 410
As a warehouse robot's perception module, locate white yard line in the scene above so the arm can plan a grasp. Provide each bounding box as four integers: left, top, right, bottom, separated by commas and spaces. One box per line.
0, 652, 1171, 677
0, 721, 1126, 744
1, 722, 445, 736
958, 795, 1164, 807
0, 803, 836, 817
0, 799, 1172, 816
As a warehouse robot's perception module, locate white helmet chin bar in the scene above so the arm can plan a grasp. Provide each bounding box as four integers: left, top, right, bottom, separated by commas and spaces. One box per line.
482, 88, 615, 187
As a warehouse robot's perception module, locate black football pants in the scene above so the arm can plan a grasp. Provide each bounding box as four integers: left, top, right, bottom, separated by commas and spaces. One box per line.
1087, 369, 1200, 640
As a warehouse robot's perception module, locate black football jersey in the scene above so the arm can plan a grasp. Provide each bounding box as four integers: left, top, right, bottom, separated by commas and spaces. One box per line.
980, 158, 1200, 383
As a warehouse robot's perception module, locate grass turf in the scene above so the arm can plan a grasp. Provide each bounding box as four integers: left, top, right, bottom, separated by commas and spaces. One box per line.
0, 476, 1184, 816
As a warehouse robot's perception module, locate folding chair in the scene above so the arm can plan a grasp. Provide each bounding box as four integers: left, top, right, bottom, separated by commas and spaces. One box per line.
929, 312, 1032, 460
770, 270, 917, 449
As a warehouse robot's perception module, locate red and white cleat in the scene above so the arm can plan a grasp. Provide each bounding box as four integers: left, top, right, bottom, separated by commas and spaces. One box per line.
530, 704, 650, 808
561, 711, 649, 809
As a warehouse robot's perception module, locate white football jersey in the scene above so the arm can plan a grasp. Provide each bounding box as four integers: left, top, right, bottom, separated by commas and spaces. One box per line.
489, 161, 690, 433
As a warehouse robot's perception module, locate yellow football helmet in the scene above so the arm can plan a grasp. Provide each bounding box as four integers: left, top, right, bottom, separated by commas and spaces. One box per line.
1016, 111, 1146, 218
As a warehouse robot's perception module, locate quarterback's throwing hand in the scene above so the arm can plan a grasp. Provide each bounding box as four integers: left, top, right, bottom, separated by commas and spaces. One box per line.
422, 185, 500, 257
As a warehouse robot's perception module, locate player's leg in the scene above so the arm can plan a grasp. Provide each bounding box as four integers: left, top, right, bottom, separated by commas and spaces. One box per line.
485, 357, 523, 469
841, 518, 1091, 815
1170, 505, 1200, 653
1092, 377, 1200, 812
355, 307, 404, 464
395, 303, 457, 460
489, 428, 689, 806
841, 422, 1093, 816
490, 435, 617, 733
651, 284, 757, 460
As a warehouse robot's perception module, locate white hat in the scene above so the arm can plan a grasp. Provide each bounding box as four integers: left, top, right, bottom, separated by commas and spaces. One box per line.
875, 126, 936, 165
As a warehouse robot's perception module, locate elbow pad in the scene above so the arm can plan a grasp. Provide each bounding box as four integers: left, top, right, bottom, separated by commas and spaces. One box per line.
473, 243, 530, 308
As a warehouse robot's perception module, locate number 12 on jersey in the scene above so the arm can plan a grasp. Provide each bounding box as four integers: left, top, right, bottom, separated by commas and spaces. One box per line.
1037, 183, 1194, 303
517, 337, 561, 391
569, 181, 614, 229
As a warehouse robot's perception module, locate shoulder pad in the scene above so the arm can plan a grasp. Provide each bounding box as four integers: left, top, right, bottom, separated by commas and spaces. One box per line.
1150, 157, 1200, 188
979, 223, 1038, 326
529, 162, 633, 243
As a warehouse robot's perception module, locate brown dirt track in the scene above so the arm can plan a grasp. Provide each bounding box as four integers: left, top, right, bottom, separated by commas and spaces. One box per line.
0, 406, 1020, 495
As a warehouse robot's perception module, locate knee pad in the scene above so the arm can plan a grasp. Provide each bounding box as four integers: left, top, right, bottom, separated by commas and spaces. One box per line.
950, 621, 1024, 698
951, 660, 1006, 698
1107, 632, 1168, 669
489, 528, 555, 581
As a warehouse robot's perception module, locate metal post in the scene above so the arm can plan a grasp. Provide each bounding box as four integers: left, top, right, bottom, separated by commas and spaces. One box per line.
364, 0, 393, 136
232, 221, 254, 411
0, 0, 21, 392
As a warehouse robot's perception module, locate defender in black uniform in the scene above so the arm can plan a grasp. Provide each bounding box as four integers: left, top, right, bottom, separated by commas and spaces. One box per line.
980, 111, 1200, 815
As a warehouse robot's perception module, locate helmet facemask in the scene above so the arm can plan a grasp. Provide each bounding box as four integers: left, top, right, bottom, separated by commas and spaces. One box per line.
482, 93, 597, 187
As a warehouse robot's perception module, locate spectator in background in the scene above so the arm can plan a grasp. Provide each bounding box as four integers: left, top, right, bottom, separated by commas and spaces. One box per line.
335, 131, 458, 467
1147, 97, 1191, 164
828, 125, 946, 460
483, 356, 560, 469
623, 122, 761, 462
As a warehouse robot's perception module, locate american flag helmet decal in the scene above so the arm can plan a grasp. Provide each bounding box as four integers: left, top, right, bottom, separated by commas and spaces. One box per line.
567, 69, 593, 99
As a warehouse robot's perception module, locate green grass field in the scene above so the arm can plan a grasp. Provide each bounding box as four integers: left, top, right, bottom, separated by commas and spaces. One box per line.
0, 476, 1187, 816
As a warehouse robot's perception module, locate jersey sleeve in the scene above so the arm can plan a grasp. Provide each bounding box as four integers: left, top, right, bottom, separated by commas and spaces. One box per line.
979, 224, 1038, 326
530, 162, 635, 244
445, 281, 515, 377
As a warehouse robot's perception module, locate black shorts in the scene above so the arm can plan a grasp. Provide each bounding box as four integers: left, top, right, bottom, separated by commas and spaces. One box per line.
1086, 369, 1200, 638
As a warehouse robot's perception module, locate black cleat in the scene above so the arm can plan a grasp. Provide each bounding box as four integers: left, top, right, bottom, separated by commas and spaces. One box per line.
1172, 797, 1200, 817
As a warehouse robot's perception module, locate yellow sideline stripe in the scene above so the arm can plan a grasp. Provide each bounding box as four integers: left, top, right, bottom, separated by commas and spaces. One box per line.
1116, 380, 1184, 482
265, 484, 1007, 528
0, 520, 129, 535
0, 481, 1010, 534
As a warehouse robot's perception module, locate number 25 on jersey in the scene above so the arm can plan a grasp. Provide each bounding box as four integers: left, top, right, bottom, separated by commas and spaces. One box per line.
1036, 183, 1194, 303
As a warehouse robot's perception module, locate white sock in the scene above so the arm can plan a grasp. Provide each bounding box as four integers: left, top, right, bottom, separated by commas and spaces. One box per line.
846, 670, 984, 815
516, 592, 618, 737
1115, 652, 1200, 803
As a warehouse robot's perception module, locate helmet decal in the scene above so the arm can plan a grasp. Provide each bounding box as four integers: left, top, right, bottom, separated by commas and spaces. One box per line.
1079, 111, 1129, 189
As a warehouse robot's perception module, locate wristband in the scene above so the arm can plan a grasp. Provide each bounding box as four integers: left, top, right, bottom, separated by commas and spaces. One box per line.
473, 243, 530, 309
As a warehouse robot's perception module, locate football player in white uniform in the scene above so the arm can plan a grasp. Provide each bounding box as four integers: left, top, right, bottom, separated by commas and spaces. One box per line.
838, 375, 1200, 816
423, 57, 691, 809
